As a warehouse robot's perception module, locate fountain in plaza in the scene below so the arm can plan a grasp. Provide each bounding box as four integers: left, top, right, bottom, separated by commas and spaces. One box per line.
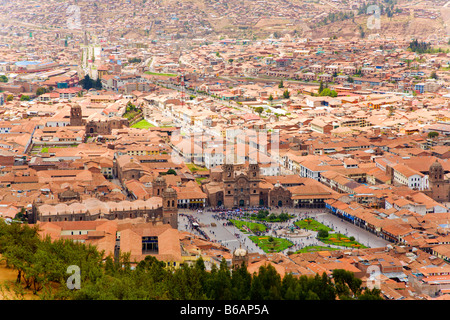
276, 225, 312, 238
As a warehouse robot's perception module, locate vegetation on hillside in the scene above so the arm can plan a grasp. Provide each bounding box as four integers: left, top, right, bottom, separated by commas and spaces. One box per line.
0, 219, 383, 300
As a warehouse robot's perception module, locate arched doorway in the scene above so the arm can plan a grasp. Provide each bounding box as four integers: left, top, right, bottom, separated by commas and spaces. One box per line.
217, 200, 223, 207
278, 200, 283, 207
239, 200, 245, 207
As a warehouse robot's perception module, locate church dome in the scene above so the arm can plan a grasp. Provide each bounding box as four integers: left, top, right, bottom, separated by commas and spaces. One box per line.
164, 187, 176, 194
234, 248, 247, 257
155, 176, 166, 183
430, 160, 442, 169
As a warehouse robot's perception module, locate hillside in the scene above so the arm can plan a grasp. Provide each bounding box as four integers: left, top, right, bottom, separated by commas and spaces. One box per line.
306, 15, 447, 41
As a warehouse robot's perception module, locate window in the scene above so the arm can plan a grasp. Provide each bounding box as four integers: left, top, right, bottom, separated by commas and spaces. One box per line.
142, 236, 158, 254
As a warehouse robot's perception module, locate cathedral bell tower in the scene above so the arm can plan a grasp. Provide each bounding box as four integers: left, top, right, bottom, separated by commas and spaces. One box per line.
153, 175, 167, 197
162, 186, 178, 229
70, 104, 83, 126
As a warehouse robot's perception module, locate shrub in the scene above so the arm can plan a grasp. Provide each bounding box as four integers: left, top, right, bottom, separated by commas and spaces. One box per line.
318, 229, 329, 239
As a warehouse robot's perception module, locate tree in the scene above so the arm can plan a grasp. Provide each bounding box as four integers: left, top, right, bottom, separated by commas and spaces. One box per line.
319, 88, 337, 97
388, 105, 394, 117
278, 80, 284, 88
250, 264, 282, 300
81, 75, 93, 90
94, 78, 102, 90
36, 87, 49, 96
283, 89, 290, 99
428, 131, 439, 139
408, 39, 432, 54
20, 95, 30, 101
430, 71, 438, 80
318, 81, 324, 94
14, 207, 28, 222
332, 269, 362, 299
80, 75, 101, 90
254, 106, 264, 115
231, 262, 252, 299
166, 169, 177, 175
0, 75, 8, 83
358, 288, 383, 300
6, 94, 13, 101
0, 221, 40, 287
317, 229, 329, 239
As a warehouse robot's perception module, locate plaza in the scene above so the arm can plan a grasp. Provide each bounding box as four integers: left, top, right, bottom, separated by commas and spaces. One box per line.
177, 207, 390, 256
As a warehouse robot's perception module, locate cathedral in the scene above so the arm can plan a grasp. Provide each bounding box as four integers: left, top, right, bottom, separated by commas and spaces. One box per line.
202, 163, 293, 208
69, 104, 128, 136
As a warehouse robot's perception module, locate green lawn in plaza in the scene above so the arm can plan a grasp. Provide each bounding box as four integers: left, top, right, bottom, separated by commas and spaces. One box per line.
186, 163, 209, 172
131, 119, 155, 129
229, 219, 267, 234
295, 218, 333, 232
291, 245, 340, 254
318, 233, 367, 249
249, 235, 293, 253
144, 71, 177, 77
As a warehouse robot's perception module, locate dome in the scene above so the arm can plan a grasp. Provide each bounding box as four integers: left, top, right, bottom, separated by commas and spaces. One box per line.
234, 248, 247, 257
430, 160, 442, 169
154, 176, 166, 183
164, 187, 176, 194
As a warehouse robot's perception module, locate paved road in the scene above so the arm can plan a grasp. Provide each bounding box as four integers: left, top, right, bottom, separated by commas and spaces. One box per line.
178, 208, 389, 256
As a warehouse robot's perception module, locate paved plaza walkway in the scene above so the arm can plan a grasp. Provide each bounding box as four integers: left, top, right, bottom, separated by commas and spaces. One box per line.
178, 207, 390, 256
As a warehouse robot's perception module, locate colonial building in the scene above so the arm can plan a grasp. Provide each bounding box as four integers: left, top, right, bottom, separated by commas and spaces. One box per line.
203, 163, 293, 208
30, 176, 178, 229
203, 163, 340, 209
85, 115, 128, 136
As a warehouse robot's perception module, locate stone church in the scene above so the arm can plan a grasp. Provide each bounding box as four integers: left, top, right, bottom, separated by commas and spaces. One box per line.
30, 176, 179, 229
425, 160, 450, 203
202, 163, 293, 208
69, 104, 128, 136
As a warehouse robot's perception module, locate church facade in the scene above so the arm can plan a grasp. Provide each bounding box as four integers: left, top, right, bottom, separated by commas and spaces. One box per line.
203, 163, 293, 208
69, 104, 129, 136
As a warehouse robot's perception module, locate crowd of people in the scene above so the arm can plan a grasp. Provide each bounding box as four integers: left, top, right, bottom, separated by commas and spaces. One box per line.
179, 213, 211, 241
